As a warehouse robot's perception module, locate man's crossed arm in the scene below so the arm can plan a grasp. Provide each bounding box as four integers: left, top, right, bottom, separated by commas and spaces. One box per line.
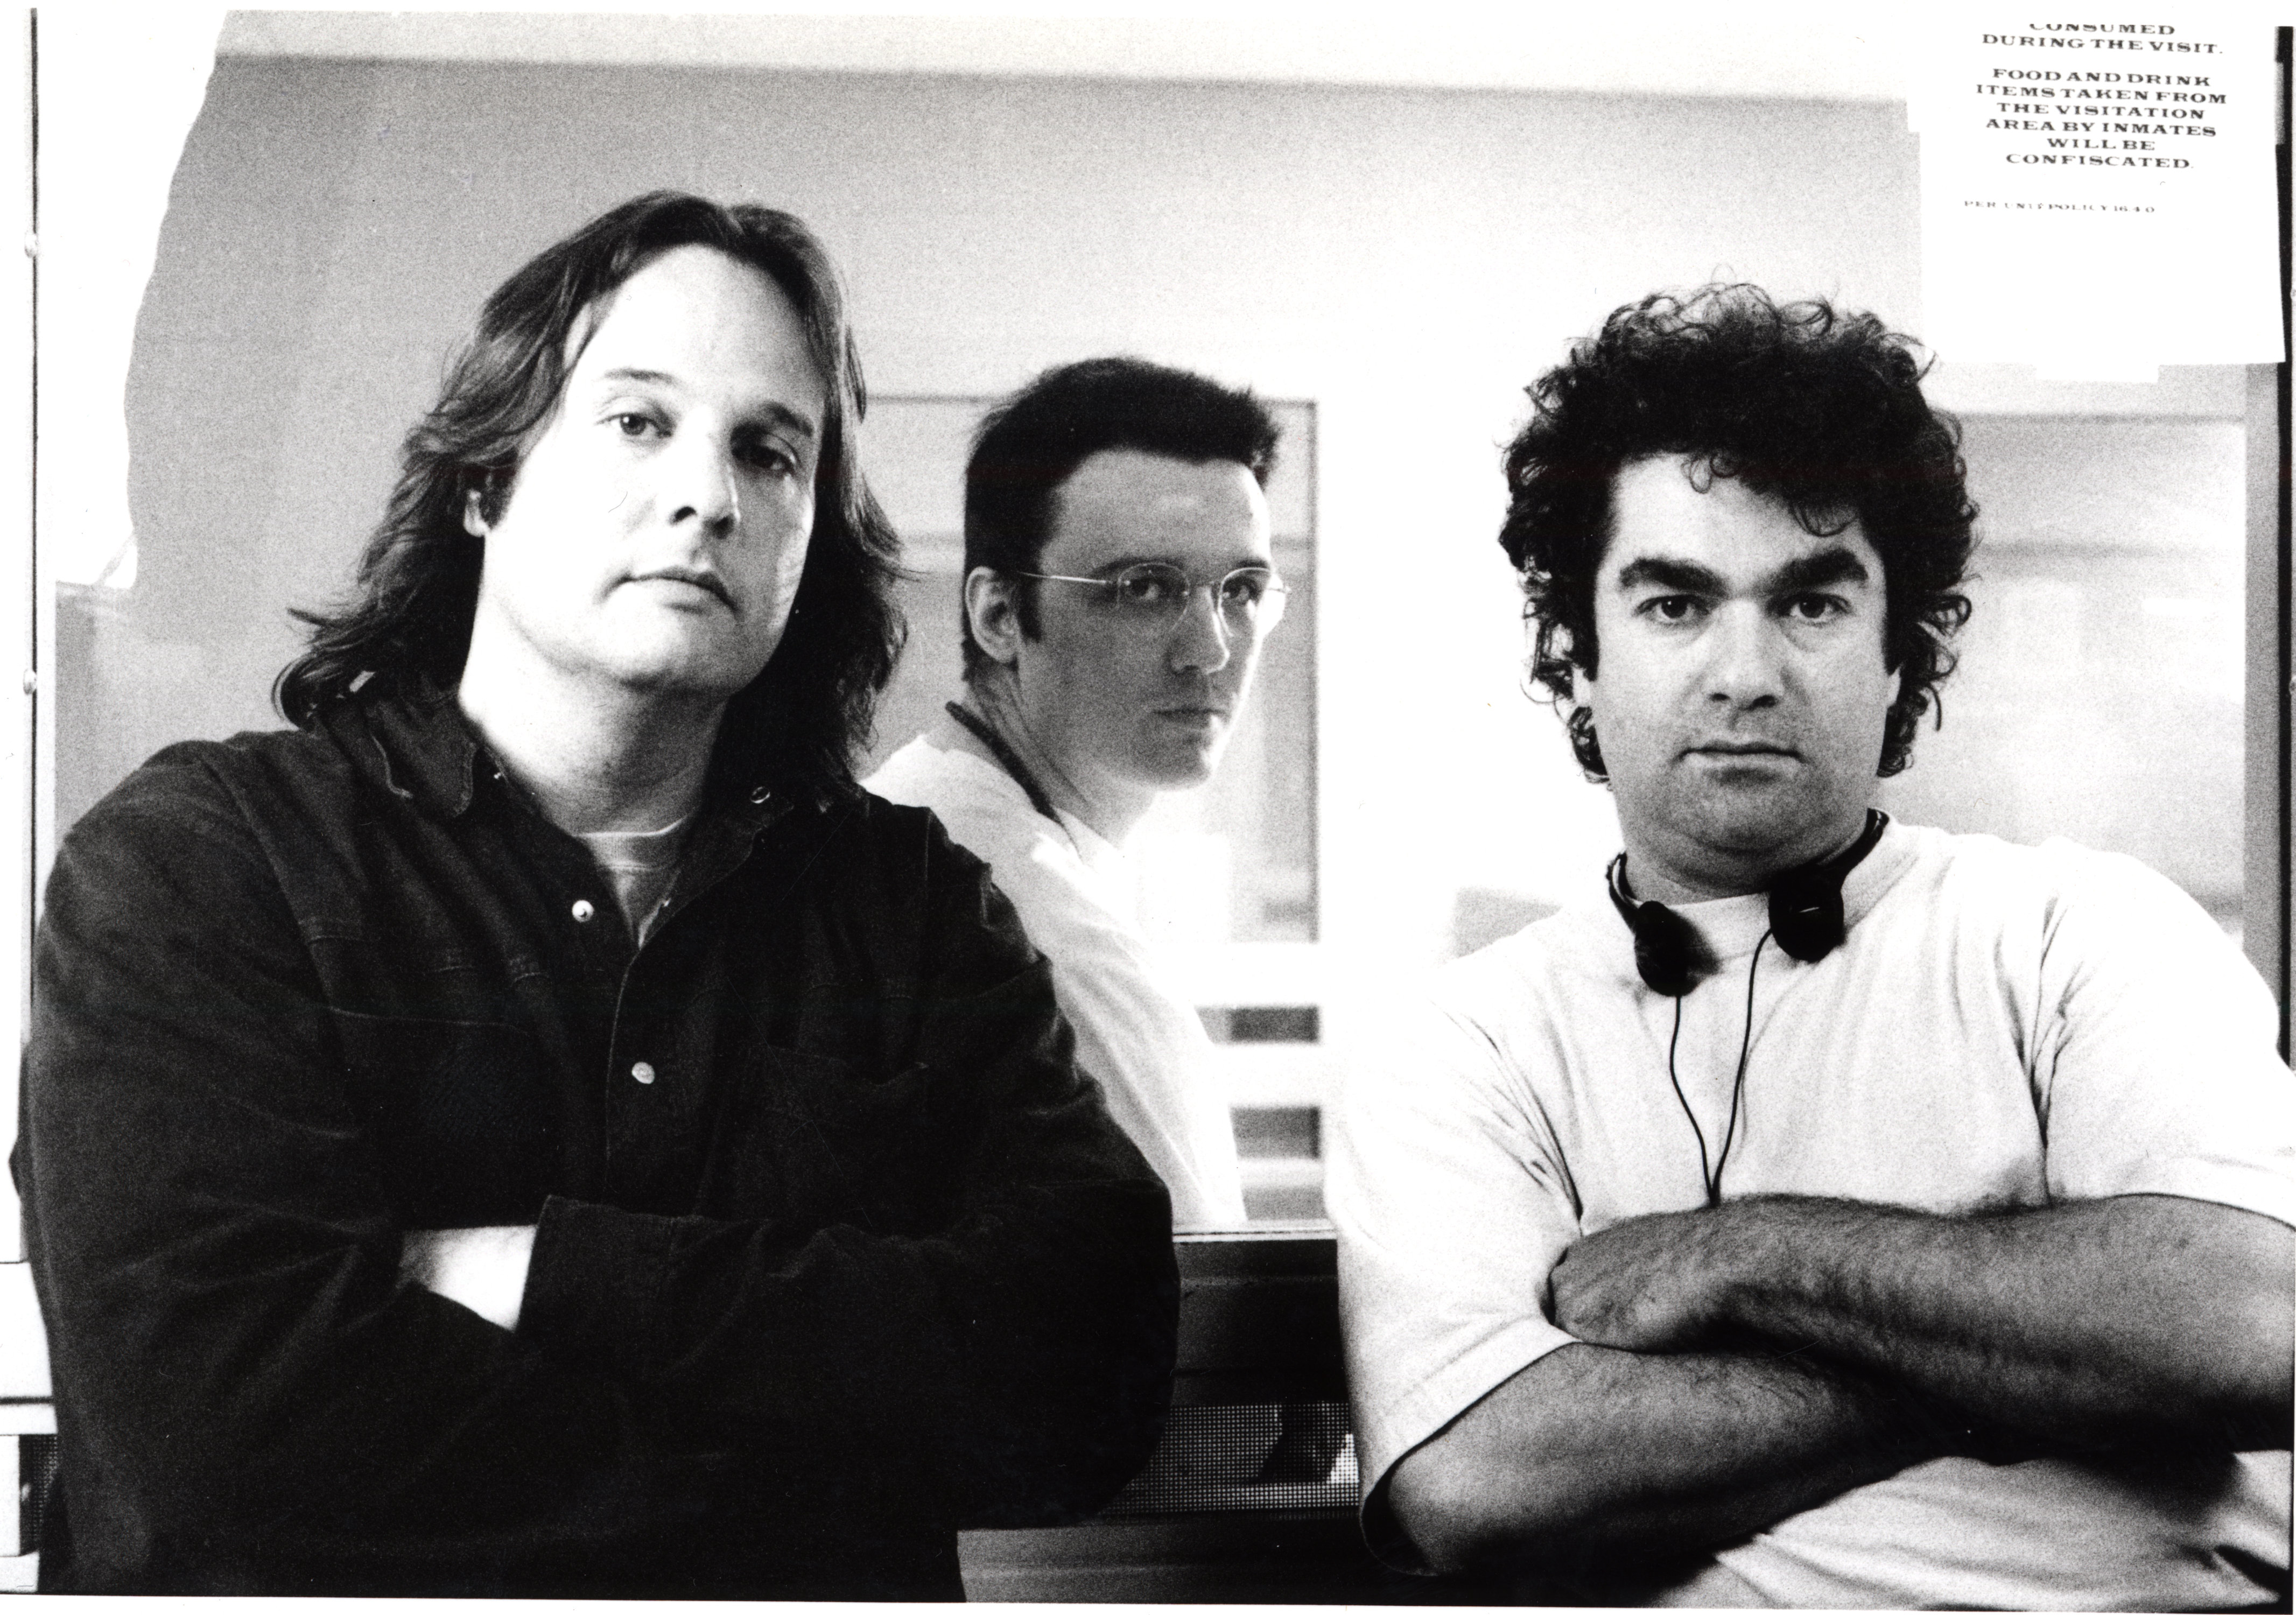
1388, 1192, 2293, 1577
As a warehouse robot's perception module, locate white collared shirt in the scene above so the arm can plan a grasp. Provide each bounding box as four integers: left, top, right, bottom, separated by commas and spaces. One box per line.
867, 722, 1247, 1229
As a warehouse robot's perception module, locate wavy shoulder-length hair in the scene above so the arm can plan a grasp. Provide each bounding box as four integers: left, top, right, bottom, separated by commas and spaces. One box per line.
1499, 284, 1976, 781
276, 191, 903, 802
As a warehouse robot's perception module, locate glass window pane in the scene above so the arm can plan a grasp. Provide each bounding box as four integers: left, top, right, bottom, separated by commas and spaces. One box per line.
1877, 415, 2246, 934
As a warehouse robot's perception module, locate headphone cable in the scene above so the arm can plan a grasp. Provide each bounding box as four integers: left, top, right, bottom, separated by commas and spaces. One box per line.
1662, 994, 1710, 1203
944, 701, 1061, 825
1666, 931, 1768, 1209
1709, 933, 1766, 1205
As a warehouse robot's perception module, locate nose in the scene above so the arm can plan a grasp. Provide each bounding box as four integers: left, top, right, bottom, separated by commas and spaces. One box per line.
1167, 582, 1234, 675
665, 437, 740, 537
1702, 602, 1784, 709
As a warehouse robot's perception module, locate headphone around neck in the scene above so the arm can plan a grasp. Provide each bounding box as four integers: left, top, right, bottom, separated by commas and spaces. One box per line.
1606, 810, 1888, 997
1604, 810, 1889, 1207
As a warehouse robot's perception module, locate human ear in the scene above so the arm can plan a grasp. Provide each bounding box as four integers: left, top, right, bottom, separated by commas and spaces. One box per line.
963, 567, 1024, 669
1570, 641, 1598, 715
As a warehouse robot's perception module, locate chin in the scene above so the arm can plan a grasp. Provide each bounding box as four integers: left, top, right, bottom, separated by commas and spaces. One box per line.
609, 654, 768, 705
1708, 803, 1862, 866
1656, 780, 1804, 845
1132, 745, 1219, 792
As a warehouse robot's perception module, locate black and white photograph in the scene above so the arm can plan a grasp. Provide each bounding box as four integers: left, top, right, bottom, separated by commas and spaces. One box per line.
0, 6, 2288, 1604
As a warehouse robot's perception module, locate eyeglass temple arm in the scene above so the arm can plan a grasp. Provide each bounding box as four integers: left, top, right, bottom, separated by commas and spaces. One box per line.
1009, 568, 1287, 592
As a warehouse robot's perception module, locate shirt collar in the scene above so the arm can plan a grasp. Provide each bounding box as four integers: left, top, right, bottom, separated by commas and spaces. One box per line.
923, 713, 1119, 874
332, 682, 480, 818
329, 683, 796, 843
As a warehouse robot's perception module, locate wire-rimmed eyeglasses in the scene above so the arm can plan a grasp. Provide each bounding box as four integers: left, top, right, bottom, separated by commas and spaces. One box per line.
1012, 563, 1289, 637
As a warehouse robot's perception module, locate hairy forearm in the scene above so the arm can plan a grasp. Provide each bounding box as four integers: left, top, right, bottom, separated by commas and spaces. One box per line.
1390, 1339, 1950, 1578
1556, 1193, 2293, 1451
1722, 1196, 2290, 1447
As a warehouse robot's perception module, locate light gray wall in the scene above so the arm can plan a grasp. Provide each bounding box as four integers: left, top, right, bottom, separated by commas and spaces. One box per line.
87, 57, 1922, 973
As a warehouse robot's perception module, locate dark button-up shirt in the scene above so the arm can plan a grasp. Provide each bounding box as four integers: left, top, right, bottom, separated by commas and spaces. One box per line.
16, 689, 1177, 1597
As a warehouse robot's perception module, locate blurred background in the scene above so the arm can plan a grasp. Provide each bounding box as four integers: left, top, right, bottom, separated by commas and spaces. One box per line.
46, 13, 2281, 1230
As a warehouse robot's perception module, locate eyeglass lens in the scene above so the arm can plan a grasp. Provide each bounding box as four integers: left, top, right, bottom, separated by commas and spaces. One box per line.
1110, 564, 1287, 632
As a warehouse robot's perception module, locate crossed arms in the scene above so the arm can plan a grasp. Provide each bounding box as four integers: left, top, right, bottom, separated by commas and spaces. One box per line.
1388, 1191, 2294, 1576
19, 759, 1176, 1588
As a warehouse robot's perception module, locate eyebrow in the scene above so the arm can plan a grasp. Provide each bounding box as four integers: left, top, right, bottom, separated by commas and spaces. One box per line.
594, 367, 819, 440
1772, 548, 1871, 592
1071, 553, 1275, 576
1614, 557, 1725, 595
1613, 546, 1870, 596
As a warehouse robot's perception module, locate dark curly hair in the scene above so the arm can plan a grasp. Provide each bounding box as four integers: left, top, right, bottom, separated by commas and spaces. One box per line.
960, 357, 1280, 680
276, 191, 903, 803
1498, 284, 1976, 780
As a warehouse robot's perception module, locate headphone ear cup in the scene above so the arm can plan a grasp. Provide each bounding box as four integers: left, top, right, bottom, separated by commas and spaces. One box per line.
1768, 882, 1843, 963
1767, 811, 1887, 963
1606, 852, 1715, 996
1630, 901, 1709, 996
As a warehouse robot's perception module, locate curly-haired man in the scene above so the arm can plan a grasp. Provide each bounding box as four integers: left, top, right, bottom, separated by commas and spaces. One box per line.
1332, 285, 2293, 1607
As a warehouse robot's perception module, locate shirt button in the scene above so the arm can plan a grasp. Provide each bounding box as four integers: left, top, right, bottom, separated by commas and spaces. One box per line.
571, 900, 595, 924
631, 1061, 656, 1085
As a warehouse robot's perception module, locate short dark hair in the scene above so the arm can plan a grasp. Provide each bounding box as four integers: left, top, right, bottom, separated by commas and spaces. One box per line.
1499, 284, 1976, 781
960, 357, 1281, 679
276, 191, 903, 802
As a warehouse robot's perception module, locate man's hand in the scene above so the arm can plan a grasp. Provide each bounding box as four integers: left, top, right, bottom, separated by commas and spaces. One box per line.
399, 1225, 537, 1332
1549, 1208, 1732, 1352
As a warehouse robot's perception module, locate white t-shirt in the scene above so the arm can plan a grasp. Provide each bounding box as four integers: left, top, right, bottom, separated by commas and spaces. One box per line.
1331, 821, 2296, 1610
867, 725, 1247, 1230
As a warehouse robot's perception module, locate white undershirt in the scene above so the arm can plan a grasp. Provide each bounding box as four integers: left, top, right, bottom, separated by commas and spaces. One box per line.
575, 817, 689, 942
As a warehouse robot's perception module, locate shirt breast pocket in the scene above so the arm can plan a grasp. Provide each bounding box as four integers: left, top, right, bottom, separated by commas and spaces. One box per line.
329, 1008, 558, 1227
703, 1044, 941, 1230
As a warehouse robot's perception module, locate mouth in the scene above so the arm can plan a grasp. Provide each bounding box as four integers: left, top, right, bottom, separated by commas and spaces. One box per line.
631, 569, 734, 610
1155, 705, 1231, 726
1686, 740, 1800, 762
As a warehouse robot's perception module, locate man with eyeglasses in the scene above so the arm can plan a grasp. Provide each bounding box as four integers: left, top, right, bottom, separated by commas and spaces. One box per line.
868, 357, 1284, 1228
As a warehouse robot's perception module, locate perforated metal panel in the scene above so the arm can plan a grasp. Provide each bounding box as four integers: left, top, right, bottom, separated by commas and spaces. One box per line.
1102, 1401, 1356, 1515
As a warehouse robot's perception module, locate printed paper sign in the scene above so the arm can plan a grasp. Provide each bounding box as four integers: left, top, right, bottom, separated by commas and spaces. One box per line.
1911, 8, 2280, 378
